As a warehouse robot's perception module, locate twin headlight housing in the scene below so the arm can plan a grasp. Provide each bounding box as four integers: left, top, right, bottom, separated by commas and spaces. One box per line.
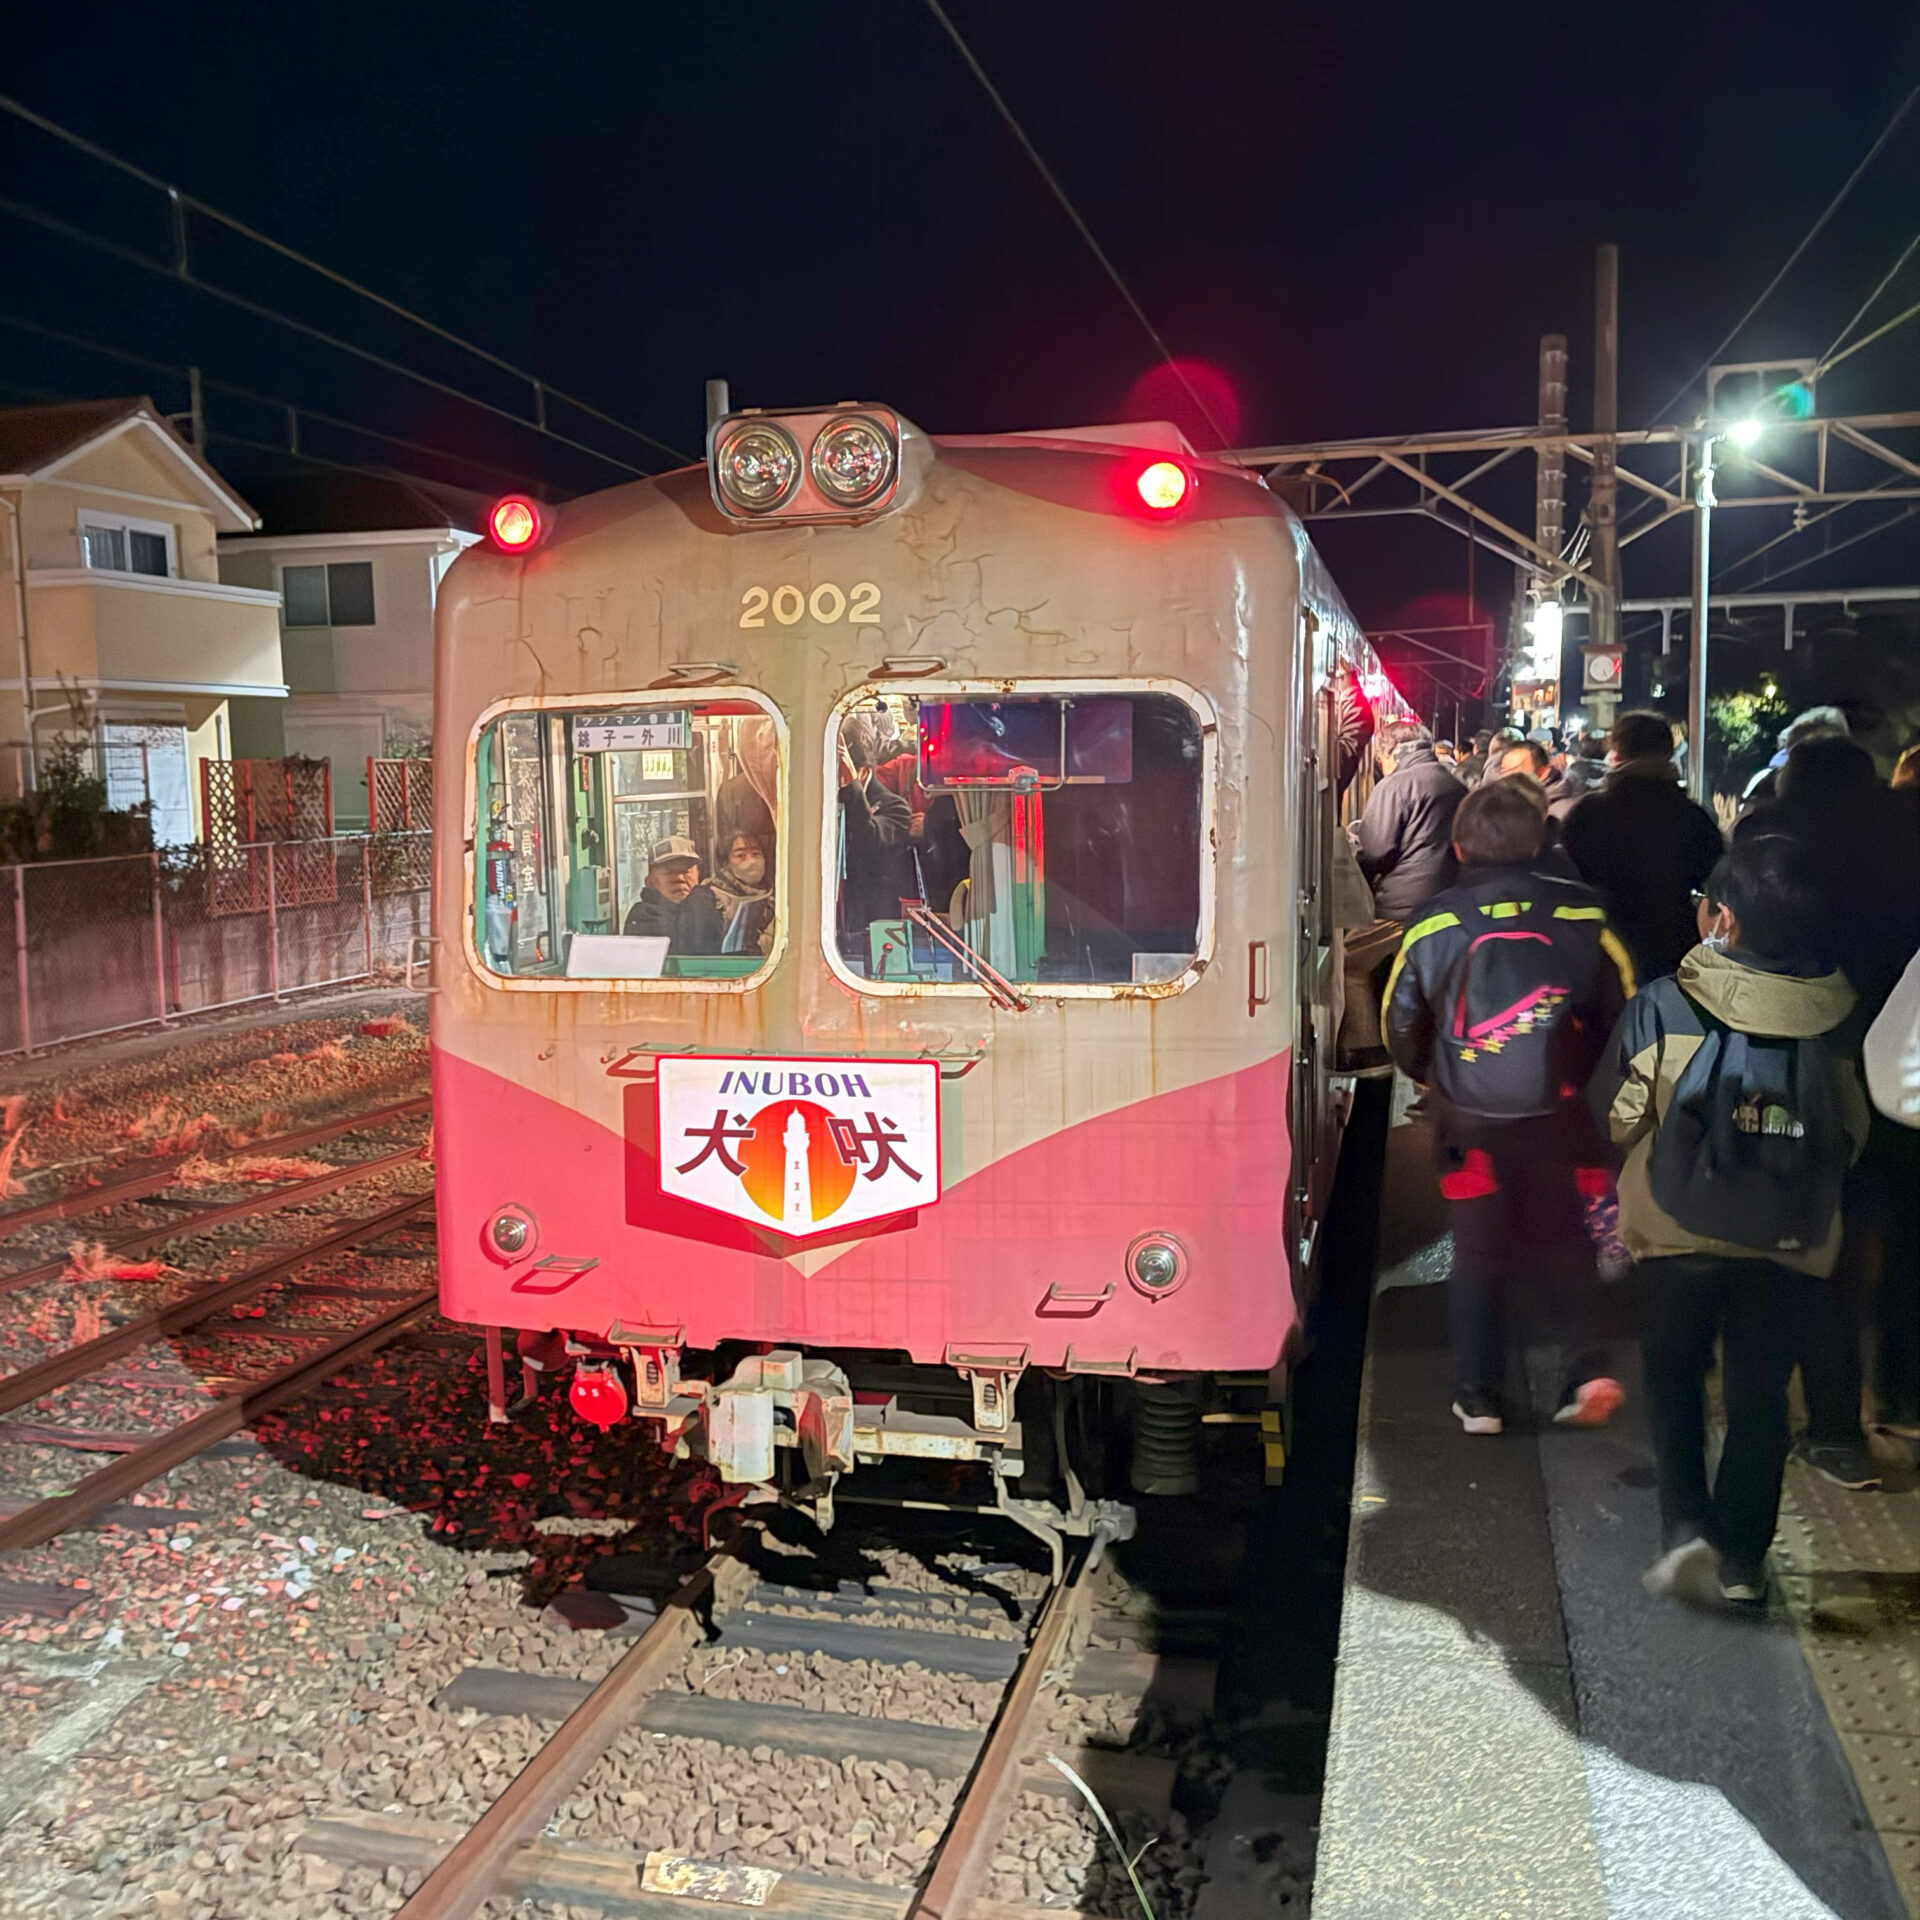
709, 406, 903, 522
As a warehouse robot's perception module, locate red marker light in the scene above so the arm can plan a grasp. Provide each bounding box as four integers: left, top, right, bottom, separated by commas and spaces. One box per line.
569, 1361, 627, 1431
488, 494, 544, 551
1136, 461, 1191, 513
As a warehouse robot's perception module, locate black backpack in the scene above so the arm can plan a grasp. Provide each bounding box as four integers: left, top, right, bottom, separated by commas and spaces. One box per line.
1433, 911, 1585, 1119
1648, 998, 1852, 1254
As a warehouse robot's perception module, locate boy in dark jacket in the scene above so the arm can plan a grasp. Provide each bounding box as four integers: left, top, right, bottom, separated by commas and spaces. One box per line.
1598, 836, 1868, 1610
1385, 779, 1636, 1435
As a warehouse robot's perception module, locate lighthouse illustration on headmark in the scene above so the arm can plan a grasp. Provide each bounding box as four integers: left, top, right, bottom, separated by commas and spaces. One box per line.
782, 1108, 812, 1232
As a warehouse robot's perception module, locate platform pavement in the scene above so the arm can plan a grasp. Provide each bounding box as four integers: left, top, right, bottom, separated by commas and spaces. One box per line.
1312, 1099, 1916, 1920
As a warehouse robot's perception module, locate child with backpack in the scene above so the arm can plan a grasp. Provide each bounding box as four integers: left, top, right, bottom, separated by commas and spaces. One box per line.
1384, 778, 1636, 1436
1600, 834, 1869, 1610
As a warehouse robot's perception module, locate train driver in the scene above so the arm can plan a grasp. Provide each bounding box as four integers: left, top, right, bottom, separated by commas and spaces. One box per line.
622, 835, 726, 955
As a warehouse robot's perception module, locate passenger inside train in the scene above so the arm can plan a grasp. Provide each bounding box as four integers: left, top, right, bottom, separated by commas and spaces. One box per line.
474, 698, 781, 981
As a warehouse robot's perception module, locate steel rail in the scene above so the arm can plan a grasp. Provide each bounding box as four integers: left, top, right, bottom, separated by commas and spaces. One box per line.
0, 1194, 432, 1418
0, 1094, 431, 1240
0, 1140, 430, 1300
394, 1550, 752, 1920
0, 1285, 435, 1552
911, 1542, 1099, 1920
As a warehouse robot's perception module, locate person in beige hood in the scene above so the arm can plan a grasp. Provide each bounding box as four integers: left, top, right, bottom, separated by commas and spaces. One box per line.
1596, 836, 1868, 1611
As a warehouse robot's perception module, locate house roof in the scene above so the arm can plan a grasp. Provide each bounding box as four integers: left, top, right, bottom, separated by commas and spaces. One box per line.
232, 471, 490, 539
0, 396, 260, 532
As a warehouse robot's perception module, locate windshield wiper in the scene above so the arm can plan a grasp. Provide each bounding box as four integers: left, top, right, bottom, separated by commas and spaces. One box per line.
904, 905, 1032, 1012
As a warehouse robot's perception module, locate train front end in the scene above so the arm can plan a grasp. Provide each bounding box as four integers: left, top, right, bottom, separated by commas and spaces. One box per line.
432, 405, 1316, 1540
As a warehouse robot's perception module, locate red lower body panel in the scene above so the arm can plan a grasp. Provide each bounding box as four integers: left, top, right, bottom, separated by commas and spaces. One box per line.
435, 1048, 1292, 1372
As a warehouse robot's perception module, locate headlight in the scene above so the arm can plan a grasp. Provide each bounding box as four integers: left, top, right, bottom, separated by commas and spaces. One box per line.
486, 1205, 537, 1261
715, 422, 802, 513
811, 415, 896, 506
1127, 1234, 1187, 1294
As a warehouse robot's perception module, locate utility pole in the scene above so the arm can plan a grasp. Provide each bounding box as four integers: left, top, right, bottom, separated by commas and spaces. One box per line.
1590, 246, 1620, 647
1519, 334, 1568, 725
1534, 335, 1567, 579
188, 366, 206, 452
1686, 434, 1717, 804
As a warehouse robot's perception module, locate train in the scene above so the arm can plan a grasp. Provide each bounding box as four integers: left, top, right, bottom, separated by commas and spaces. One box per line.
429, 398, 1405, 1553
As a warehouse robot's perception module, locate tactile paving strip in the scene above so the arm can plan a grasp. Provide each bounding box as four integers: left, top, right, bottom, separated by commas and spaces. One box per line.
1776, 1458, 1920, 1918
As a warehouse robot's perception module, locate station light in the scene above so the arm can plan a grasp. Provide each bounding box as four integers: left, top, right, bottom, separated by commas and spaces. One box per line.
1136, 460, 1192, 514
1726, 416, 1765, 451
488, 495, 545, 552
1525, 600, 1563, 648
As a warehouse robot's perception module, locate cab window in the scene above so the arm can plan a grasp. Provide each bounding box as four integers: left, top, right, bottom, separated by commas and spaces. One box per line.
831, 691, 1205, 989
475, 700, 780, 982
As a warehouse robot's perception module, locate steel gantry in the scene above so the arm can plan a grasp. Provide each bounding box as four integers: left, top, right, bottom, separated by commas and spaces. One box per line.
1218, 402, 1920, 794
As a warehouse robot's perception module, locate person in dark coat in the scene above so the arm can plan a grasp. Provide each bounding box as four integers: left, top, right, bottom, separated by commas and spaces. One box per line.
1731, 732, 1920, 1490
836, 712, 917, 964
1562, 710, 1724, 983
1351, 721, 1466, 923
1456, 729, 1496, 786
1338, 721, 1466, 1067
1333, 664, 1376, 798
1495, 738, 1577, 821
622, 836, 727, 955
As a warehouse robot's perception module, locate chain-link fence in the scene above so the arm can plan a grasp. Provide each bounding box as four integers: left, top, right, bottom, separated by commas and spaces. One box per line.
0, 833, 432, 1056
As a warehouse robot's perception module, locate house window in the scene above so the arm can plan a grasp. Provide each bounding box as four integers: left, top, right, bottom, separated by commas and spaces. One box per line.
79, 513, 174, 578
282, 561, 377, 628
282, 566, 330, 627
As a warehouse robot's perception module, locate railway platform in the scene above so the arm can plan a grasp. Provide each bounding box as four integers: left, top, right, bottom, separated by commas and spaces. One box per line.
1313, 1090, 1920, 1920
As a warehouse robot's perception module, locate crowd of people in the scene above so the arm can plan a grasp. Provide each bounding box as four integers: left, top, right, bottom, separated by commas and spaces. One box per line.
1351, 700, 1920, 1614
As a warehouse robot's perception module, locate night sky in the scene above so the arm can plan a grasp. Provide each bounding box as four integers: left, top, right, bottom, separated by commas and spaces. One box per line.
4, 1, 1917, 710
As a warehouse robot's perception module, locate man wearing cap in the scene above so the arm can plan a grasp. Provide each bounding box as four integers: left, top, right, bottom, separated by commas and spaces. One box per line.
623, 837, 726, 954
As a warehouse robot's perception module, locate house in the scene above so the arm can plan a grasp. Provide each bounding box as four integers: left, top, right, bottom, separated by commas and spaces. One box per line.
0, 397, 286, 843
217, 473, 482, 828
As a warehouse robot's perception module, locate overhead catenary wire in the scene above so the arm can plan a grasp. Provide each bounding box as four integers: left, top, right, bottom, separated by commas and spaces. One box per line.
1815, 297, 1920, 378
921, 0, 1234, 450
0, 92, 690, 468
0, 193, 663, 483
1647, 76, 1920, 425
0, 312, 548, 494
1815, 230, 1920, 371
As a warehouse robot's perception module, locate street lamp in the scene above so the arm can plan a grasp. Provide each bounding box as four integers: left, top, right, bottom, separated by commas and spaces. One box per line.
1685, 411, 1767, 804
1686, 428, 1721, 803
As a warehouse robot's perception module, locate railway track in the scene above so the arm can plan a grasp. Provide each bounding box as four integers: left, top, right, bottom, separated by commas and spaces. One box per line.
0, 1093, 432, 1242
0, 1094, 439, 1552
289, 1513, 1201, 1920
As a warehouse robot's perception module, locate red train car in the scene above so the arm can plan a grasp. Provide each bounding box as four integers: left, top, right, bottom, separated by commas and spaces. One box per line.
431, 404, 1400, 1547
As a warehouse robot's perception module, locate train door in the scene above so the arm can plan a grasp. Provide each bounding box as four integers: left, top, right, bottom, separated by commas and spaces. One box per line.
1289, 614, 1338, 1283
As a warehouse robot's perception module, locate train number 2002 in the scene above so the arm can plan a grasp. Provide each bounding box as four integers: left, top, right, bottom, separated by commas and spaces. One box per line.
739, 582, 880, 629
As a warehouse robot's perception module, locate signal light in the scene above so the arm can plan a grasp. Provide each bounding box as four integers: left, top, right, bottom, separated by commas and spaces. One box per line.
488, 495, 544, 551
1136, 460, 1191, 513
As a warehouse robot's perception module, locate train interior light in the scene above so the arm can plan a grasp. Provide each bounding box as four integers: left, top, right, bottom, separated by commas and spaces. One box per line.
488, 495, 545, 551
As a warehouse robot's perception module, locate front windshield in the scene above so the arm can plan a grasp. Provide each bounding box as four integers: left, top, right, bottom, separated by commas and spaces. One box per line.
474, 700, 780, 982
830, 691, 1205, 988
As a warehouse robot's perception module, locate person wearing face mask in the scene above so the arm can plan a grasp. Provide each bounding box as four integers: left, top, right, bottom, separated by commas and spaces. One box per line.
1597, 836, 1869, 1611
622, 837, 726, 954
711, 830, 776, 955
